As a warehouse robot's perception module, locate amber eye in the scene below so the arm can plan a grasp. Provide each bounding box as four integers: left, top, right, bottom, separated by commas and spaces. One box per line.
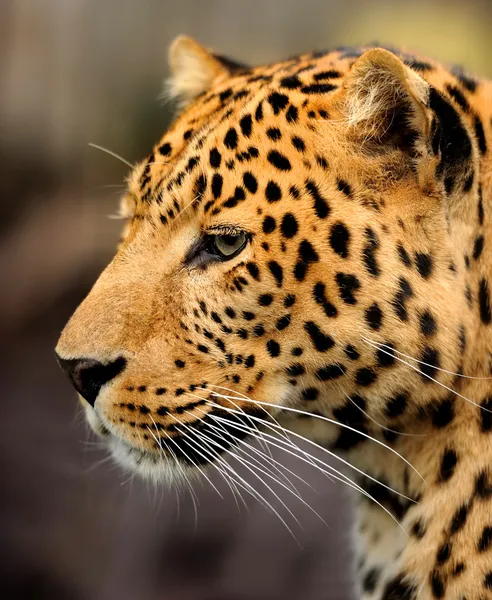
209, 232, 248, 260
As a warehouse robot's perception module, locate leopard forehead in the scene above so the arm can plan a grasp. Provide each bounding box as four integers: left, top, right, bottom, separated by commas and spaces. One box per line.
127, 46, 409, 225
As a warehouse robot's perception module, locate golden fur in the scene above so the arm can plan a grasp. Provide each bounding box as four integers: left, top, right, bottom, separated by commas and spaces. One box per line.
57, 37, 492, 598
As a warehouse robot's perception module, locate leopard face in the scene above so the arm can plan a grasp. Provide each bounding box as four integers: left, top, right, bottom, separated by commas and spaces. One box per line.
56, 37, 482, 486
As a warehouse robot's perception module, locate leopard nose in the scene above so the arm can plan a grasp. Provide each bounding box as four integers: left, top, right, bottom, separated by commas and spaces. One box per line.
56, 355, 127, 407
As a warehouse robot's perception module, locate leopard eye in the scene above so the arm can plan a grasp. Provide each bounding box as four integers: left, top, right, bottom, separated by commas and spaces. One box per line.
210, 232, 248, 260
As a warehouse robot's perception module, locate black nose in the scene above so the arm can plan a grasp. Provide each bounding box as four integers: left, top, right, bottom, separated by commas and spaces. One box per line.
57, 355, 127, 406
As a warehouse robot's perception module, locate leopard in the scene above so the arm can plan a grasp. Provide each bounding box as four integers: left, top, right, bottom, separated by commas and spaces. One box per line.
56, 35, 492, 599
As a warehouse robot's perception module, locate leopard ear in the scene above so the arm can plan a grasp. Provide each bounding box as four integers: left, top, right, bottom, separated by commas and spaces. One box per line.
167, 36, 246, 106
342, 48, 431, 153
342, 48, 474, 197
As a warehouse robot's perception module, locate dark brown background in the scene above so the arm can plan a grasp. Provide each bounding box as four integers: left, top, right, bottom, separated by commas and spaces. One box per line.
2, 1, 491, 598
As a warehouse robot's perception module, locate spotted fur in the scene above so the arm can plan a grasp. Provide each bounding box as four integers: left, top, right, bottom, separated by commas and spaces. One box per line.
57, 36, 492, 599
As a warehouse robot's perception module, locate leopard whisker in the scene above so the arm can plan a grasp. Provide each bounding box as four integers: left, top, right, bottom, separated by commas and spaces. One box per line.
191, 400, 317, 504
172, 448, 199, 529
88, 142, 134, 169
205, 409, 408, 536
160, 414, 224, 499
198, 407, 306, 496
341, 391, 427, 438
178, 426, 250, 516
201, 418, 329, 528
206, 398, 419, 504
183, 421, 285, 518
176, 422, 249, 513
167, 420, 246, 512
176, 421, 291, 529
176, 422, 303, 545
361, 338, 492, 415
150, 420, 212, 496
160, 408, 248, 511
196, 391, 335, 488
203, 390, 308, 494
119, 469, 138, 489
202, 385, 337, 483
172, 414, 305, 518
191, 403, 315, 496
362, 335, 492, 380
207, 391, 425, 484
81, 453, 117, 474
158, 429, 200, 531
148, 420, 200, 510
80, 439, 112, 449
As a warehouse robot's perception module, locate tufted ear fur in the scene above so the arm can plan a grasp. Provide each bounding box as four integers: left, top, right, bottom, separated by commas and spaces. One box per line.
343, 49, 431, 155
167, 36, 247, 107
341, 49, 474, 197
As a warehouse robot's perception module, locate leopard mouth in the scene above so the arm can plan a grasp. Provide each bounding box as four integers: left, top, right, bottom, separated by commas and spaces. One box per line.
82, 396, 268, 480
85, 407, 199, 481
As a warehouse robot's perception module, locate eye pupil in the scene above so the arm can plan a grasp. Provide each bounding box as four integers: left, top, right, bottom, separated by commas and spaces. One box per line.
211, 231, 248, 259
220, 235, 237, 247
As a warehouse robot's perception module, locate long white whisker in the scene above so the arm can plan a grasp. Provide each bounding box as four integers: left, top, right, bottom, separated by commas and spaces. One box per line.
174, 486, 181, 524
164, 420, 246, 513
199, 414, 315, 504
177, 423, 293, 528
206, 411, 407, 535
88, 142, 134, 168
148, 414, 179, 469
190, 389, 335, 485
362, 338, 492, 415
341, 391, 427, 438
178, 422, 277, 517
196, 392, 308, 494
208, 391, 425, 485
167, 445, 199, 530
202, 418, 329, 527
207, 399, 419, 504
173, 420, 247, 513
362, 336, 492, 380
194, 387, 336, 485
150, 422, 218, 497
154, 418, 225, 499
148, 417, 200, 508
158, 430, 199, 532
156, 409, 247, 512
80, 439, 112, 448
235, 433, 317, 493
171, 418, 303, 525
172, 420, 303, 543
208, 385, 283, 457
192, 403, 318, 494
195, 406, 304, 496
82, 454, 115, 474
172, 434, 225, 499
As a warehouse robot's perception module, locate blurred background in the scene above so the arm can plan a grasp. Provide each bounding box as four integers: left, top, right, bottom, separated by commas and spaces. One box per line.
1, 1, 491, 598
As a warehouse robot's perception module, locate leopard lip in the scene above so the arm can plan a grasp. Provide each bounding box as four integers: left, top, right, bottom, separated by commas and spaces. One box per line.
79, 397, 112, 437
103, 405, 266, 470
